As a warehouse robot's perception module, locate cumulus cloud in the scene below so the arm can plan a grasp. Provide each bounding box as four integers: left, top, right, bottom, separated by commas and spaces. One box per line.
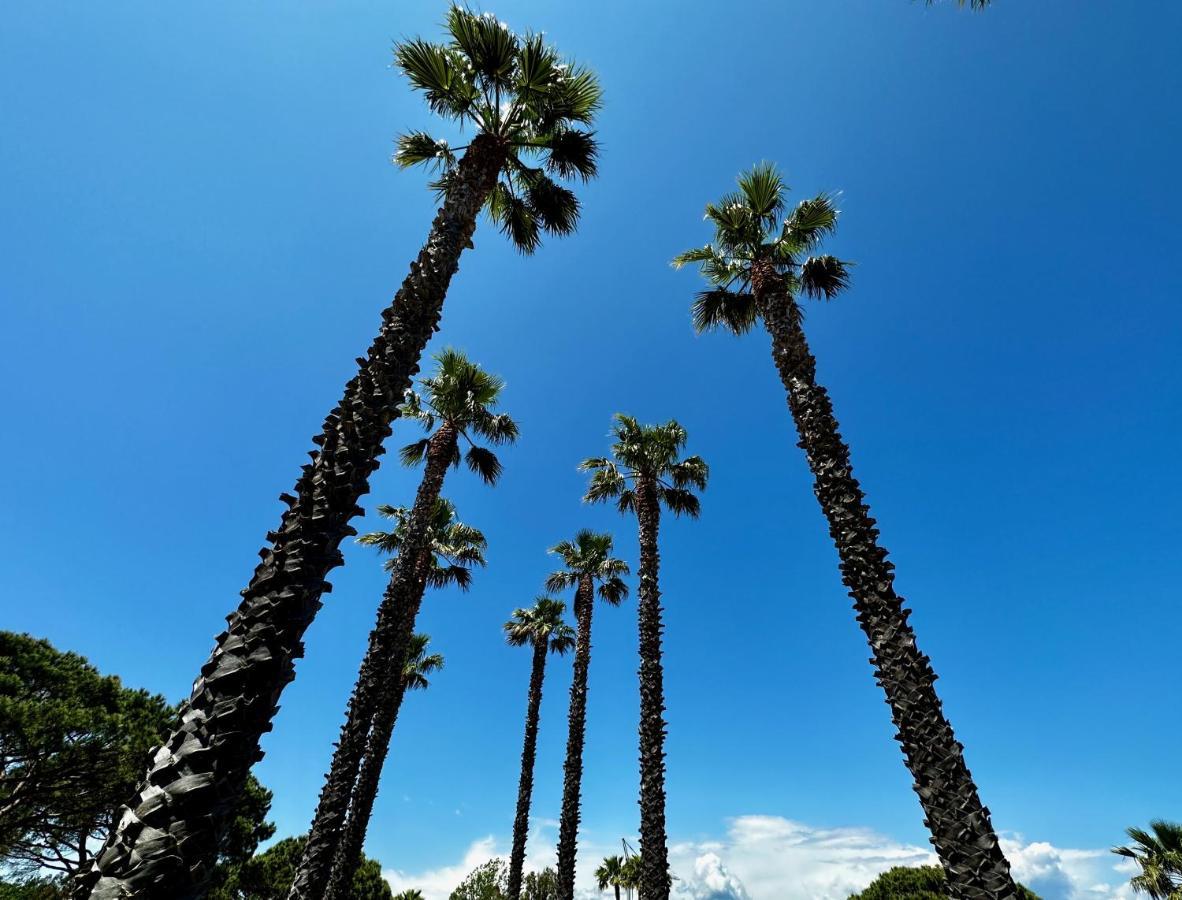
380, 815, 1136, 900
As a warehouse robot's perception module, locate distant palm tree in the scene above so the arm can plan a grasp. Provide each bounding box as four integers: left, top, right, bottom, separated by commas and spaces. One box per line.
619, 853, 656, 900
582, 416, 707, 900
325, 633, 454, 898
295, 350, 517, 900
73, 11, 598, 898
673, 163, 1016, 899
1113, 820, 1182, 898
547, 532, 629, 900
393, 891, 426, 900
504, 599, 576, 900
595, 855, 625, 900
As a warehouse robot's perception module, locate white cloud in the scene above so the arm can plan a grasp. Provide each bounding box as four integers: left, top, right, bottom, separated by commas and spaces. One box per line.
379, 816, 1136, 900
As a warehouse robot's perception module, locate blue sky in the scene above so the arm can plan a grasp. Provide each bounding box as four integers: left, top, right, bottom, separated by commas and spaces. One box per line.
2, 2, 1180, 897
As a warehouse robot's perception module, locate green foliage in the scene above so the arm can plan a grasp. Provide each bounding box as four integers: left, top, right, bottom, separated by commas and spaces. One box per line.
0, 632, 174, 877
545, 530, 630, 604
443, 861, 557, 900
0, 878, 65, 900
399, 349, 519, 486
581, 414, 708, 518
522, 867, 558, 900
504, 598, 576, 654
392, 6, 602, 253
847, 866, 1040, 899
673, 164, 852, 334
392, 892, 426, 900
0, 631, 274, 886
358, 498, 487, 592
212, 835, 392, 900
1112, 820, 1182, 898
449, 858, 507, 900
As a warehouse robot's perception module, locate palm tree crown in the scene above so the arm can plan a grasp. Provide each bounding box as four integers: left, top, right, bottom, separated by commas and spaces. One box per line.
399, 347, 519, 484
358, 498, 487, 591
581, 414, 708, 516
545, 529, 630, 602
504, 598, 577, 653
401, 634, 445, 692
394, 5, 602, 253
672, 162, 851, 334
595, 855, 625, 892
1113, 820, 1182, 899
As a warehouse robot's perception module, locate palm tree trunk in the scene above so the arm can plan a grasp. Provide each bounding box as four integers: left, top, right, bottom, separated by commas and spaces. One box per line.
756, 278, 1017, 900
290, 425, 458, 900
614, 885, 621, 900
71, 138, 504, 900
322, 555, 432, 900
507, 640, 549, 900
634, 479, 669, 900
555, 576, 594, 900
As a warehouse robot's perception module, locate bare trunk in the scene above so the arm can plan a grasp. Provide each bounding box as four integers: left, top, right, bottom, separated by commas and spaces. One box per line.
507, 641, 549, 900
322, 555, 432, 900
754, 268, 1017, 900
634, 479, 669, 900
555, 576, 594, 900
290, 425, 458, 900
72, 137, 504, 900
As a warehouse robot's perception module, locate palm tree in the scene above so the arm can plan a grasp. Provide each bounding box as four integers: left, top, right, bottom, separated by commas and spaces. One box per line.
581, 416, 707, 900
1113, 820, 1182, 898
673, 163, 1016, 899
504, 599, 575, 900
546, 532, 629, 900
73, 10, 598, 899
393, 892, 426, 900
324, 501, 484, 900
594, 855, 625, 900
295, 350, 517, 900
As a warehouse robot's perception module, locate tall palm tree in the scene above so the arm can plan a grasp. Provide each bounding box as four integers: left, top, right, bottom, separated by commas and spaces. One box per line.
323, 502, 484, 900
504, 599, 575, 900
581, 416, 707, 900
673, 163, 1016, 899
393, 892, 426, 900
294, 350, 516, 900
1113, 820, 1182, 899
546, 532, 629, 900
594, 855, 625, 900
73, 10, 597, 899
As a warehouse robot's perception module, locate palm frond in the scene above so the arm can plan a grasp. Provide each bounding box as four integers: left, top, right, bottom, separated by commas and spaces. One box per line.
399, 438, 432, 467
537, 128, 599, 181
525, 175, 580, 235
737, 162, 786, 222
393, 131, 456, 171
781, 193, 840, 252
800, 255, 852, 300
691, 288, 757, 335
670, 245, 716, 270
446, 7, 518, 88
465, 446, 502, 484
669, 455, 709, 491
660, 486, 701, 518
393, 39, 476, 120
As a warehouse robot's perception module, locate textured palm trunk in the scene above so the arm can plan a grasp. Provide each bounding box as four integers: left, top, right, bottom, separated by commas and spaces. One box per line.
322, 554, 433, 900
291, 425, 458, 900
71, 138, 504, 900
555, 575, 595, 900
634, 479, 669, 900
753, 266, 1017, 900
507, 640, 549, 900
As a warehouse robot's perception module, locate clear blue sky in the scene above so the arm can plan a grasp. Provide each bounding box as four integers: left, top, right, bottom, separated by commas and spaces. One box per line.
2, 2, 1180, 897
